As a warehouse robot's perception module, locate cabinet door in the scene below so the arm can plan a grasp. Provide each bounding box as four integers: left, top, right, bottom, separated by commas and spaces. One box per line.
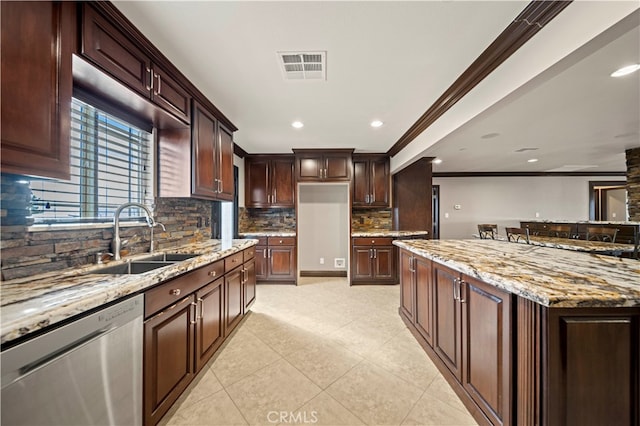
245, 158, 270, 207
414, 256, 434, 346
151, 65, 191, 123
255, 245, 268, 281
271, 158, 295, 207
243, 259, 256, 311
352, 159, 369, 206
296, 154, 324, 181
216, 124, 235, 201
225, 268, 244, 336
82, 4, 150, 97
324, 153, 352, 181
399, 250, 415, 322
433, 263, 462, 380
370, 157, 390, 207
195, 278, 225, 372
192, 103, 218, 199
1, 1, 73, 180
373, 247, 394, 280
269, 246, 296, 281
352, 246, 374, 281
144, 295, 195, 426
461, 275, 511, 426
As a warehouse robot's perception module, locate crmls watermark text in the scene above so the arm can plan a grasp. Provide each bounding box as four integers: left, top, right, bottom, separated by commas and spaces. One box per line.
267, 410, 319, 424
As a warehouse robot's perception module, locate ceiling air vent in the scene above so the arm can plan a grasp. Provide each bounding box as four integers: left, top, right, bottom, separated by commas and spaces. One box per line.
278, 51, 326, 80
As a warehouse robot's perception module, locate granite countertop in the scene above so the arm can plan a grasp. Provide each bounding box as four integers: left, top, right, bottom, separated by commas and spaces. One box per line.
394, 239, 640, 308
525, 219, 640, 226
352, 230, 430, 238
238, 231, 296, 237
0, 239, 257, 345
526, 235, 635, 253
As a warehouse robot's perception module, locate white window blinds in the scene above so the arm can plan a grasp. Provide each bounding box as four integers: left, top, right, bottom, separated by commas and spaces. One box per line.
30, 98, 153, 223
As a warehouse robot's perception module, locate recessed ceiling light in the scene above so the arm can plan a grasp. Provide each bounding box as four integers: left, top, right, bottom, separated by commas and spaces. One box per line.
370, 120, 383, 128
480, 132, 500, 139
291, 121, 304, 129
432, 158, 443, 164
527, 158, 538, 163
611, 64, 640, 77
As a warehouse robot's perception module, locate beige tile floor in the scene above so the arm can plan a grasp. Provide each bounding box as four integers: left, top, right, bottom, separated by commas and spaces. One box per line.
160, 277, 478, 426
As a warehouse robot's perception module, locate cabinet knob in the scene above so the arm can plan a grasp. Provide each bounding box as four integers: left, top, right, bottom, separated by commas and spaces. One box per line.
208, 271, 216, 277
170, 289, 181, 296
279, 240, 283, 244
371, 240, 375, 244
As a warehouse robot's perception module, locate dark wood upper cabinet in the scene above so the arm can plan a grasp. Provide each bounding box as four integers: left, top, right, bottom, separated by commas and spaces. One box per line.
293, 149, 353, 182
192, 103, 218, 199
1, 1, 75, 180
352, 154, 390, 207
81, 3, 190, 123
245, 155, 295, 208
217, 124, 235, 201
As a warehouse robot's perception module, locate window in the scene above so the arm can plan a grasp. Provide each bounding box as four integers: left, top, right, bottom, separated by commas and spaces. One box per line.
30, 98, 153, 223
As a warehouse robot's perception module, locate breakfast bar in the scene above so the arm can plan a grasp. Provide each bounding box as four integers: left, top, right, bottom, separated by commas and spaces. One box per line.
395, 239, 640, 426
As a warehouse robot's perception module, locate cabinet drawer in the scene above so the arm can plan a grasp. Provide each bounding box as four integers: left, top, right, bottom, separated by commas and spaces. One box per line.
353, 237, 393, 246
145, 261, 222, 318
244, 246, 256, 262
267, 237, 295, 246
225, 252, 244, 271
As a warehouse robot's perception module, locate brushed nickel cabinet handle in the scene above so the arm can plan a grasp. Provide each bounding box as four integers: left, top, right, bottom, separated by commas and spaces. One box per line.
190, 301, 197, 324
146, 67, 153, 91
156, 73, 161, 94
197, 298, 204, 320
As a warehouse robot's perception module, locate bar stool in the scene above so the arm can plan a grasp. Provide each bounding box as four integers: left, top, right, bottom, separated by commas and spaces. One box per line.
505, 227, 530, 244
477, 224, 498, 239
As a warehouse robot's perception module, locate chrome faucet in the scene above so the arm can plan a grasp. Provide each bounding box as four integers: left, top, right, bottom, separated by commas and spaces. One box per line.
112, 202, 156, 260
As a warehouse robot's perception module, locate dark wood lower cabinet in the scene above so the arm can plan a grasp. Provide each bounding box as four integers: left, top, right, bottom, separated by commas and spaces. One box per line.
194, 278, 225, 372
351, 238, 397, 285
249, 237, 296, 284
461, 275, 511, 426
432, 263, 463, 381
144, 247, 257, 426
144, 296, 195, 426
225, 266, 244, 336
400, 249, 640, 426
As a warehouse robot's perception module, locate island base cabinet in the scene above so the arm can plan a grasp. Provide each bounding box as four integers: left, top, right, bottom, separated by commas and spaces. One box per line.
144, 296, 195, 426
461, 276, 512, 426
543, 307, 640, 426
225, 267, 244, 336
433, 263, 463, 381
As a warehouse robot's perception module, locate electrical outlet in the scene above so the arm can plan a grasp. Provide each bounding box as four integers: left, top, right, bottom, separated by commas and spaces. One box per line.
334, 258, 345, 268
535, 212, 540, 218
320, 257, 324, 264
454, 204, 461, 210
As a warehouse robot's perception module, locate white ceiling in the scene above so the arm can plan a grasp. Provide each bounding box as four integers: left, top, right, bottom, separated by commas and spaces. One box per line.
112, 1, 640, 173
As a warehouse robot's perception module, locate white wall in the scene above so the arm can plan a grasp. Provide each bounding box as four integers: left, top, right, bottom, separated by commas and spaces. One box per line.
607, 188, 628, 221
234, 154, 245, 207
297, 184, 349, 273
433, 176, 624, 239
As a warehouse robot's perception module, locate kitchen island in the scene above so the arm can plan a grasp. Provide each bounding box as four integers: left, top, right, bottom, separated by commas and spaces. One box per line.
395, 239, 640, 426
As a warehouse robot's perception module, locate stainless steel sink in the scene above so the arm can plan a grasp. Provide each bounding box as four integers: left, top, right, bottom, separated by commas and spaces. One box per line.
88, 261, 175, 275
137, 253, 199, 262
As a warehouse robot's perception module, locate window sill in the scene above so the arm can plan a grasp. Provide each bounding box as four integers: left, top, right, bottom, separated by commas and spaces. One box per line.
28, 221, 148, 233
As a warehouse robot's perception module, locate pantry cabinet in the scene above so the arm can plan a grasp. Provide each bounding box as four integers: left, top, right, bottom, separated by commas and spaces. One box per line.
245, 155, 295, 208
352, 154, 390, 207
1, 1, 75, 180
293, 149, 353, 182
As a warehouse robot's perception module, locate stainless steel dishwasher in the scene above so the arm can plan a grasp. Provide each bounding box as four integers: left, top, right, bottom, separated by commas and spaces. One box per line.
1, 294, 143, 426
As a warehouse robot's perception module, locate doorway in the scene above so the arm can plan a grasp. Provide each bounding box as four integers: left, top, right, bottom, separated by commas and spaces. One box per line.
589, 180, 627, 221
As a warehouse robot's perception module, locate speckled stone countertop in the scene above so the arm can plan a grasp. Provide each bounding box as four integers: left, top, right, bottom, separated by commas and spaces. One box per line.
0, 239, 257, 345
525, 219, 640, 226
352, 230, 429, 238
238, 231, 296, 237
394, 239, 640, 308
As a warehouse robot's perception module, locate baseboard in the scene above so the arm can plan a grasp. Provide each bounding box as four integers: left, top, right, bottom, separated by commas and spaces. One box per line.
300, 270, 347, 277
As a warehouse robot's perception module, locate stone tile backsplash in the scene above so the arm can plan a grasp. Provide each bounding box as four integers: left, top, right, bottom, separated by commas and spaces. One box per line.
238, 207, 296, 232
351, 209, 392, 231
1, 173, 214, 280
